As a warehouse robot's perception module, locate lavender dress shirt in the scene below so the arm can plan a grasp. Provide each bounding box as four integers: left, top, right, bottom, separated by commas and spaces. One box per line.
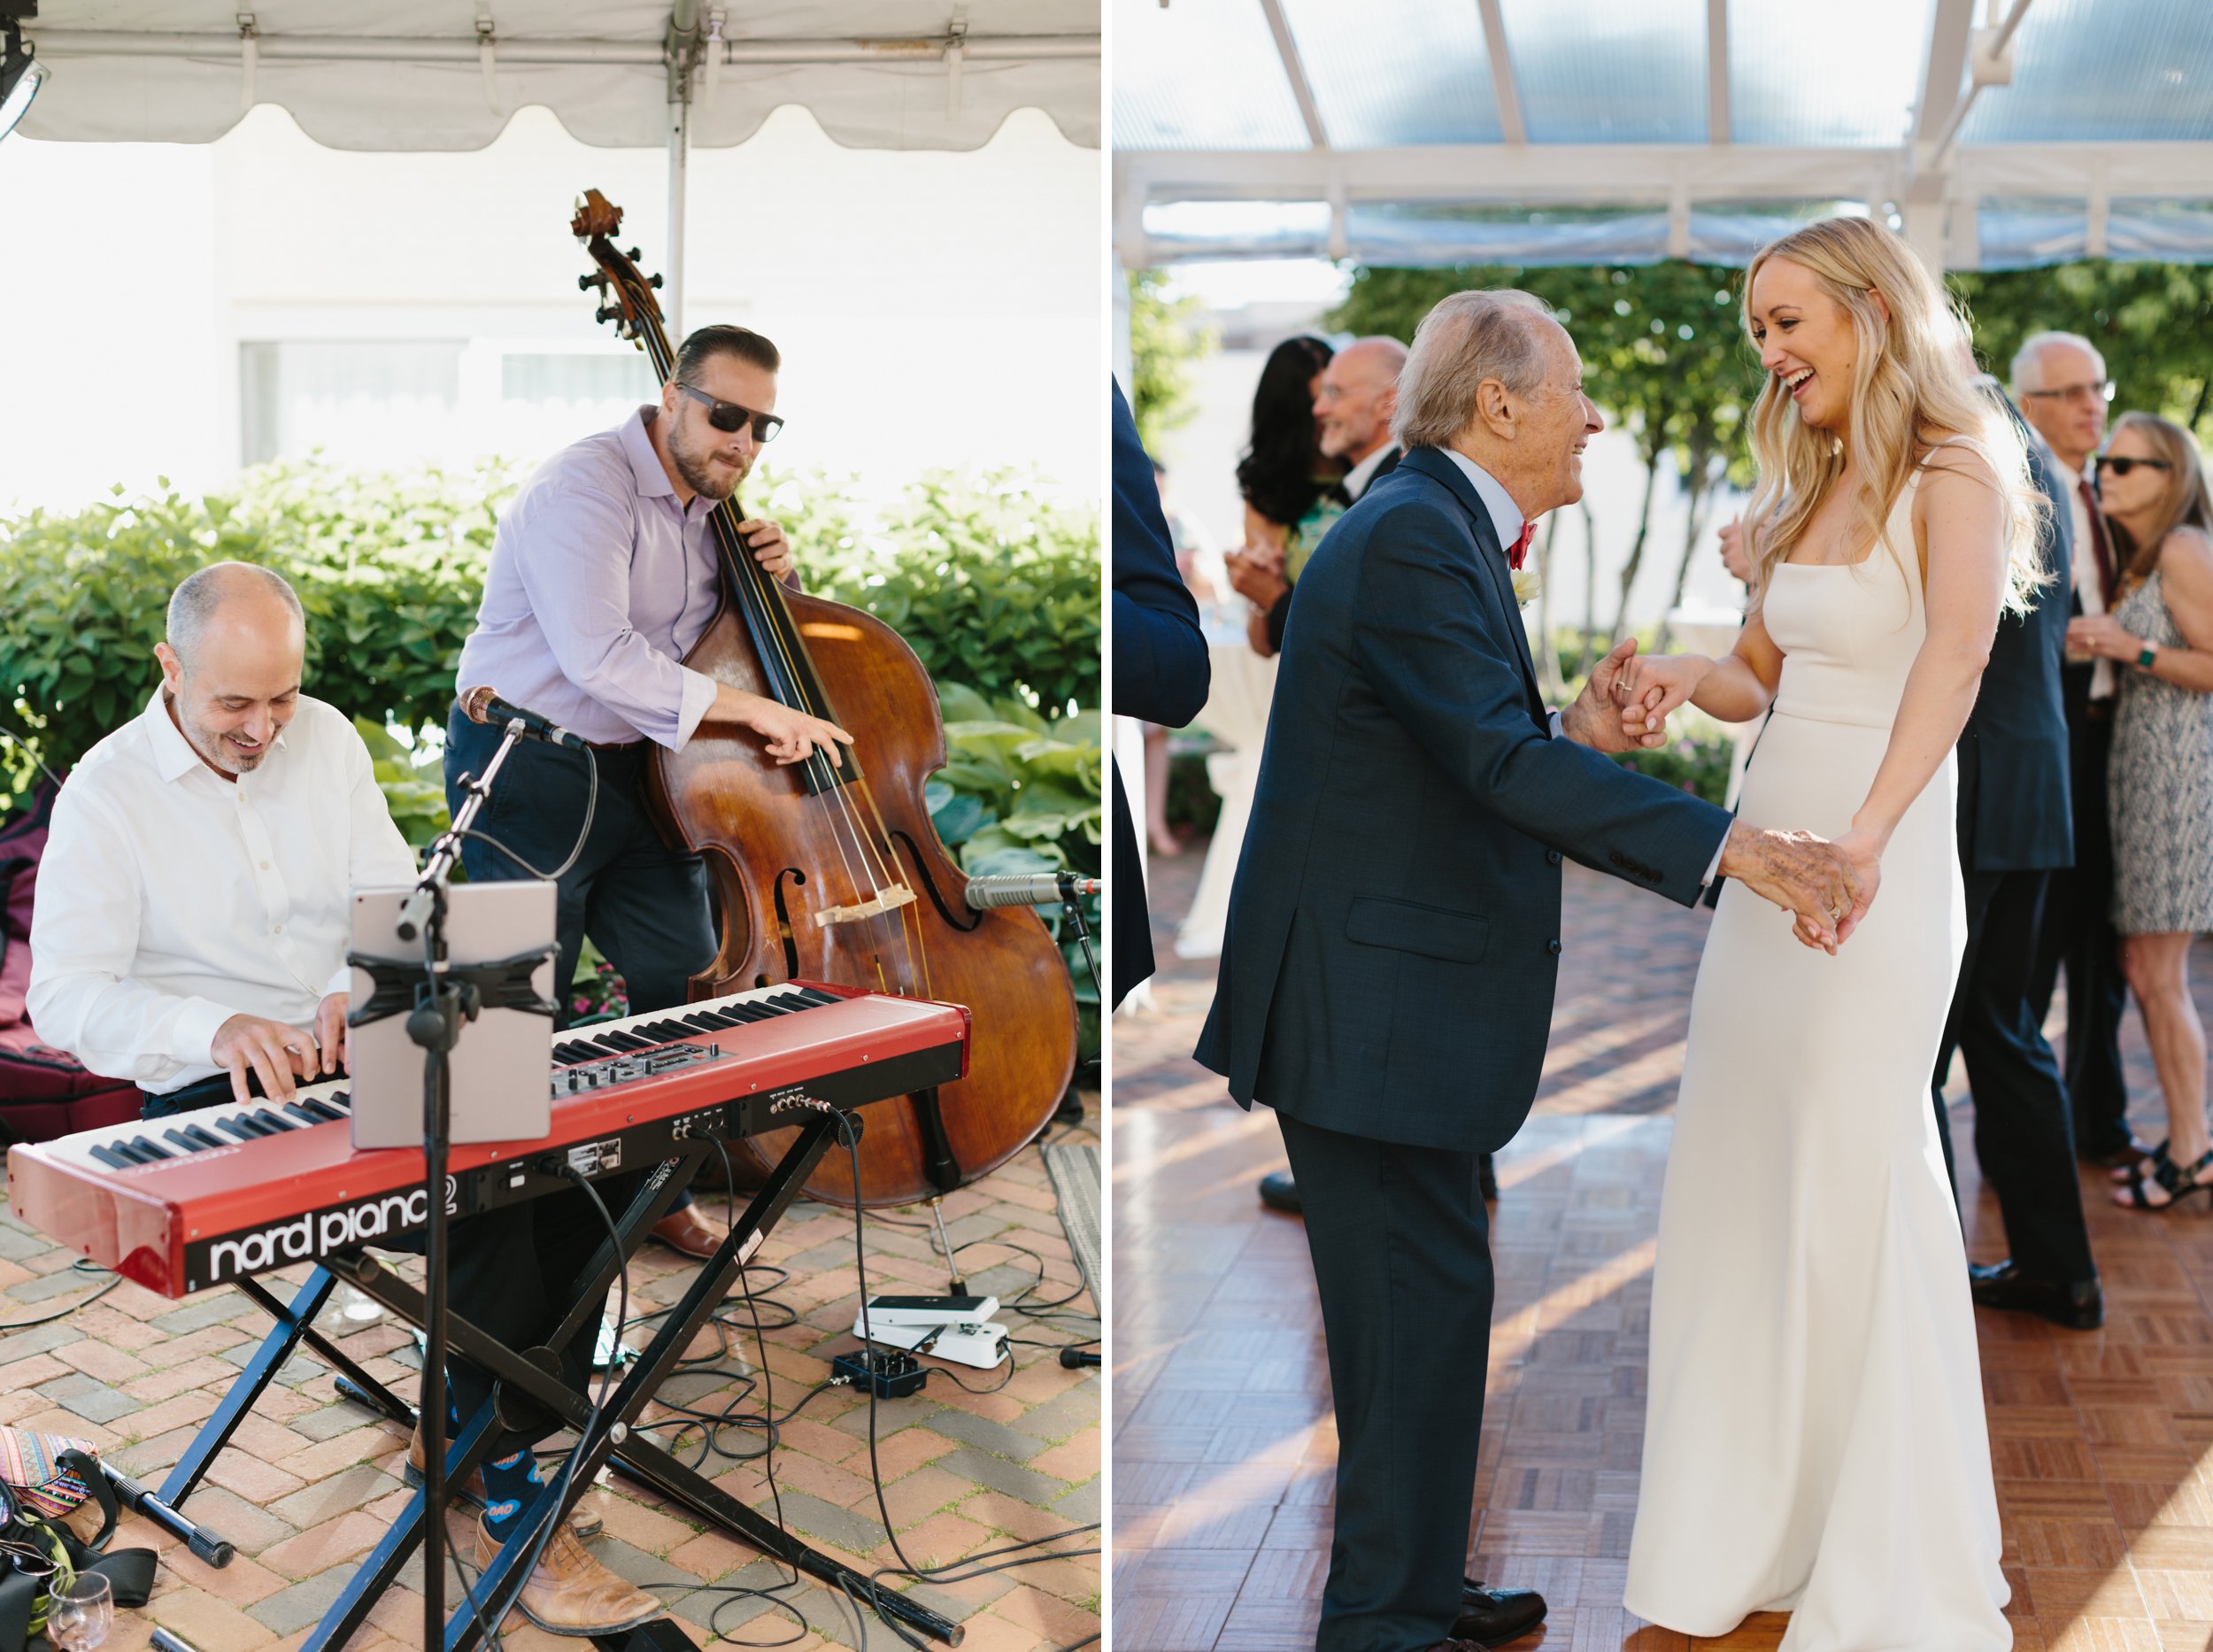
456, 406, 722, 749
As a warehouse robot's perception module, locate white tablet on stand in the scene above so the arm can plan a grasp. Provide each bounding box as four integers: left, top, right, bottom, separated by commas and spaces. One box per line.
347, 882, 559, 1150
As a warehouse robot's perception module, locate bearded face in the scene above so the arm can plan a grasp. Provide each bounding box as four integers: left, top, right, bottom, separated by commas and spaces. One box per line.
663, 357, 778, 501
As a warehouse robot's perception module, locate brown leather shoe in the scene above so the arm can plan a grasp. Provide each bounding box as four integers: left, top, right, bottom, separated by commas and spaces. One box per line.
474, 1513, 662, 1638
649, 1204, 727, 1260
406, 1427, 600, 1540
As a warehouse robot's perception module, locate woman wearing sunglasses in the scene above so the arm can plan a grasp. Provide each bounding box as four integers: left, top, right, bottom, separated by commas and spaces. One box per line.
2067, 413, 2213, 1209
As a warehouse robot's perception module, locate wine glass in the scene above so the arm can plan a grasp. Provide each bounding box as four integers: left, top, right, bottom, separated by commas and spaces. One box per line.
46, 1571, 112, 1650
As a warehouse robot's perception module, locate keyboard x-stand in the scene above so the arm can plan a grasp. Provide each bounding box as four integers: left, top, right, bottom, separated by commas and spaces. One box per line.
18, 984, 972, 1650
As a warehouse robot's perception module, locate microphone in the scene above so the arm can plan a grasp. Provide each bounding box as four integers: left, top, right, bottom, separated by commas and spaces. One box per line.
459, 687, 590, 752
963, 873, 1099, 911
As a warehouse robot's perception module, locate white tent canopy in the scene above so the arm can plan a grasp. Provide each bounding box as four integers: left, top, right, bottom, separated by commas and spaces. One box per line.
22, 2, 1099, 151
19, 2, 1098, 333
1113, 0, 2213, 272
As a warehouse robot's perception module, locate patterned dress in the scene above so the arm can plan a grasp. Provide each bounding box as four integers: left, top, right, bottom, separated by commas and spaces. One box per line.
2109, 567, 2213, 935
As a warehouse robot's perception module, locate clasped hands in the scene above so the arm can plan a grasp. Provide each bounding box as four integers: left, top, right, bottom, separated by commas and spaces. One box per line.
1569, 638, 1879, 954
1223, 543, 1290, 612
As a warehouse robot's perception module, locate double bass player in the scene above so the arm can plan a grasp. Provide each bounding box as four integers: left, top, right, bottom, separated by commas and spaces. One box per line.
445, 322, 851, 1262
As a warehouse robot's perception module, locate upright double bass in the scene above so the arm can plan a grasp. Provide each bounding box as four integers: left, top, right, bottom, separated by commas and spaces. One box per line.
572, 191, 1077, 1208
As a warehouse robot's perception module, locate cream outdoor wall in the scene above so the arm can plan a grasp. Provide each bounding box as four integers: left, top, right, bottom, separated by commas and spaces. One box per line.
1, 101, 1100, 513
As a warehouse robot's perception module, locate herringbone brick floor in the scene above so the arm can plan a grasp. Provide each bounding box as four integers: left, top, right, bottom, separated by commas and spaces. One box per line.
0, 1109, 1100, 1651
1117, 836, 2213, 1652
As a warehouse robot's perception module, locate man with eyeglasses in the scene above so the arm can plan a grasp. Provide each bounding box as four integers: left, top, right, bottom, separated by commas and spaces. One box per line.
2009, 329, 2140, 1172
445, 323, 852, 1264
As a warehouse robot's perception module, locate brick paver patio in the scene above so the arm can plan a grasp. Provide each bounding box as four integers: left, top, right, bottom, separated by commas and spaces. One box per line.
0, 1107, 1099, 1651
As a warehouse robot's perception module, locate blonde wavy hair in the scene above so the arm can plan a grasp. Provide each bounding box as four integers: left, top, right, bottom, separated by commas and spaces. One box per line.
1739, 216, 2046, 615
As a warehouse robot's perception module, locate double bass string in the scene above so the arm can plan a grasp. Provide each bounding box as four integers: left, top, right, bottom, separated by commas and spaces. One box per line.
706, 482, 930, 1003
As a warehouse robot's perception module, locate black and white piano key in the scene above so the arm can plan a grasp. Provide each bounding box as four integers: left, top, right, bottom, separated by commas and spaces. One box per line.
550, 981, 847, 1067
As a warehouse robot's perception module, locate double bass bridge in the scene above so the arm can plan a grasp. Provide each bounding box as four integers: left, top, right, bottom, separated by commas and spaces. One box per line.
812, 883, 919, 929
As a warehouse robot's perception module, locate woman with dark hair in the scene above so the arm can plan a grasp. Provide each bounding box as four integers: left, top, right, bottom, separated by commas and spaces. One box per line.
1227, 335, 1344, 656
2066, 412, 2213, 1210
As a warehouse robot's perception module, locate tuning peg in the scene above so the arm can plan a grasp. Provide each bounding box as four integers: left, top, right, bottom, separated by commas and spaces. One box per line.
627, 247, 642, 261
648, 274, 664, 289
577, 274, 598, 292
596, 306, 621, 325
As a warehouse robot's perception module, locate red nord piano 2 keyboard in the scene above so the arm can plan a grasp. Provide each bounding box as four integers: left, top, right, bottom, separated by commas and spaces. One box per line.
8, 982, 969, 1296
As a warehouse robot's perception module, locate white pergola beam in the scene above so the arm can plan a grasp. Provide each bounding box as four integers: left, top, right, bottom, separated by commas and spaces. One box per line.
1911, 0, 1978, 164
1706, 0, 1730, 146
1118, 141, 2213, 203
1473, 0, 1526, 146
1254, 0, 1327, 151
1114, 140, 2213, 266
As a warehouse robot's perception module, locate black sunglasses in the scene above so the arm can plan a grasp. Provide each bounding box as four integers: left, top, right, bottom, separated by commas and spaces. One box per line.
2097, 455, 2172, 478
675, 382, 783, 443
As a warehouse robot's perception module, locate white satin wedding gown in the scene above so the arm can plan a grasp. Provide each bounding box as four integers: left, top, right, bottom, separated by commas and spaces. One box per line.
1623, 465, 2010, 1649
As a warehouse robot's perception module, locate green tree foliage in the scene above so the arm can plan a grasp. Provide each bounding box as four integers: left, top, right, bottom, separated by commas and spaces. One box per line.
1127, 267, 1218, 453
1953, 262, 2213, 437
1332, 261, 1762, 644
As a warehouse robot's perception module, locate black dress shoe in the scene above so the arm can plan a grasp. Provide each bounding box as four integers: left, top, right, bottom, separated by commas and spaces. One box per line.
1449, 1579, 1546, 1647
1258, 1170, 1301, 1215
1969, 1260, 2102, 1331
2083, 1136, 2151, 1171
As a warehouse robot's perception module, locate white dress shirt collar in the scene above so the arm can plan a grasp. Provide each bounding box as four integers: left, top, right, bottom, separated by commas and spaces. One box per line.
1438, 448, 1528, 552
143, 689, 290, 786
1344, 440, 1402, 502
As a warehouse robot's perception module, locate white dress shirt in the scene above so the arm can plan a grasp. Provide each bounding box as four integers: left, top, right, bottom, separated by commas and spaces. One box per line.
2052, 454, 2116, 700
27, 691, 416, 1093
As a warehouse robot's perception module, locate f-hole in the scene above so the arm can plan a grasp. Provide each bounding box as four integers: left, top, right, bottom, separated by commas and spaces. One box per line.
770, 868, 806, 979
890, 830, 983, 932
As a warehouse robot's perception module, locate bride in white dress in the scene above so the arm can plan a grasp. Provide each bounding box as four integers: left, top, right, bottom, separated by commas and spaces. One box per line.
1613, 218, 2047, 1649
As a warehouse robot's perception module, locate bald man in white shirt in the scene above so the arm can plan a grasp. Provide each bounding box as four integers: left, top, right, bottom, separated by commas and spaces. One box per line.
28, 563, 661, 1638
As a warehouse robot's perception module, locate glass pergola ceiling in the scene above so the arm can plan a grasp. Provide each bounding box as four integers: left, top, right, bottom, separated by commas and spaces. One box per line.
1114, 0, 2213, 270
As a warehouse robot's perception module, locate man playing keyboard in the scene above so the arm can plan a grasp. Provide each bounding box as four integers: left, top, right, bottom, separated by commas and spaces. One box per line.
27, 562, 664, 1640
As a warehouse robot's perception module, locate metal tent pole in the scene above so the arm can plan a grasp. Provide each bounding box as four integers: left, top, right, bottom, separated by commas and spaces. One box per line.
664, 2, 698, 342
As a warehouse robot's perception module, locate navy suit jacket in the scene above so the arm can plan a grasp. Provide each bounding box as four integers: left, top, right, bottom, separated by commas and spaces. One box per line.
1193, 447, 1731, 1153
1108, 380, 1207, 1007
1956, 397, 2074, 873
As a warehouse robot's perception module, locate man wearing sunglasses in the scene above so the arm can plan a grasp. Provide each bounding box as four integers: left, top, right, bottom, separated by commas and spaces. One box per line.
447, 323, 852, 1266
2009, 331, 2140, 1174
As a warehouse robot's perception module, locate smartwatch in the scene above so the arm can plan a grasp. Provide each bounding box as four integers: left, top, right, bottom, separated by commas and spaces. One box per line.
2137, 642, 2160, 671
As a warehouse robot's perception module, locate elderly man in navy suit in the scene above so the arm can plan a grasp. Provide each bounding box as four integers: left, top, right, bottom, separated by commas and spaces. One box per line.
1195, 290, 1862, 1652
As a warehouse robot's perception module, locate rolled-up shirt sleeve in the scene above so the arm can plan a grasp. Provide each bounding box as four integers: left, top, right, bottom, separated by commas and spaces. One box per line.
27, 791, 238, 1084
511, 482, 713, 750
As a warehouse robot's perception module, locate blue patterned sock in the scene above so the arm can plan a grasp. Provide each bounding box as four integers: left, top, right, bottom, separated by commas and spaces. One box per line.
480, 1447, 544, 1541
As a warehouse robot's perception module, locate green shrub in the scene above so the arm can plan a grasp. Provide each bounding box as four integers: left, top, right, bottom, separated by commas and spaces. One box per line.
767, 467, 1102, 717
1613, 735, 1734, 807
0, 461, 1104, 1058
0, 460, 509, 812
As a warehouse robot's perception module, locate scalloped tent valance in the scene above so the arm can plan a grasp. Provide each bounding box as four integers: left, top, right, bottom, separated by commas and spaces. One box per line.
19, 1, 1099, 151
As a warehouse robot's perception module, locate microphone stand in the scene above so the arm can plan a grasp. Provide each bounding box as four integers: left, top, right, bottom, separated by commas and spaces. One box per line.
371, 719, 527, 1649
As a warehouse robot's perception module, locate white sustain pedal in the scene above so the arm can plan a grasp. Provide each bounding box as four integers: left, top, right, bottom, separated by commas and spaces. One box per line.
859, 1293, 999, 1329
853, 1310, 1011, 1371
